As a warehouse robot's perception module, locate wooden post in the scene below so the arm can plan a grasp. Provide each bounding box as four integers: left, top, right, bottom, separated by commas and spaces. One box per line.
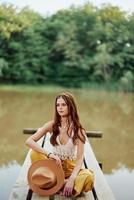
23, 128, 102, 138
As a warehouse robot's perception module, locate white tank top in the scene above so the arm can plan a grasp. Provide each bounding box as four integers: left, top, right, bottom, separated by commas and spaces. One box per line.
52, 131, 77, 160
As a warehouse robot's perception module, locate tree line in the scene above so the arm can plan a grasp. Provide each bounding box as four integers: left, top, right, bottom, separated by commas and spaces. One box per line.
0, 3, 134, 91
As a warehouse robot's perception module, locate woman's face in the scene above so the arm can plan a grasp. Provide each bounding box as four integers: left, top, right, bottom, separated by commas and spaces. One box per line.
56, 97, 69, 117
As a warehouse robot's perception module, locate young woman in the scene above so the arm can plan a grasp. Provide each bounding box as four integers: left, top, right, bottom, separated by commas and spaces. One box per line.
26, 92, 94, 197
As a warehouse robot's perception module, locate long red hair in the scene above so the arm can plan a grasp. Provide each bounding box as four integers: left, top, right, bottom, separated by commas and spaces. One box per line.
50, 92, 86, 146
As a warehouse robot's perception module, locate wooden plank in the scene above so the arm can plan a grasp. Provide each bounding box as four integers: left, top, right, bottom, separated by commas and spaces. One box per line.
32, 193, 49, 200
23, 128, 102, 138
84, 191, 94, 200
54, 194, 72, 200
8, 138, 49, 200
86, 131, 102, 138
54, 191, 94, 200
84, 140, 115, 200
8, 150, 31, 200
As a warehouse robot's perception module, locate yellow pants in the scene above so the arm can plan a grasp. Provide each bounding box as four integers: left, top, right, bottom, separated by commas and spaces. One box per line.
30, 150, 94, 197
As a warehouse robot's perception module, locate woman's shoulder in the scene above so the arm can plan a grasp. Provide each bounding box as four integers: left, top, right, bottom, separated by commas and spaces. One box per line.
75, 128, 86, 144
78, 128, 86, 136
45, 120, 54, 126
42, 120, 54, 133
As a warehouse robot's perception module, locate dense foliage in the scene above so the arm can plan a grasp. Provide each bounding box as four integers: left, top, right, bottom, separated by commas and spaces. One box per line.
0, 3, 134, 90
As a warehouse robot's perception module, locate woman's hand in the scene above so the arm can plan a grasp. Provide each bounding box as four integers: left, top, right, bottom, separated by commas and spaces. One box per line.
48, 153, 62, 166
62, 177, 75, 197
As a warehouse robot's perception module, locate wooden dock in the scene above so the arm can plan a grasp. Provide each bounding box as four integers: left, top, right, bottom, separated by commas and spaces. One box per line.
9, 130, 115, 200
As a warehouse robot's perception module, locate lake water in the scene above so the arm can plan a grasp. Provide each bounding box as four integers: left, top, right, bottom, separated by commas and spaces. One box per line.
0, 86, 134, 200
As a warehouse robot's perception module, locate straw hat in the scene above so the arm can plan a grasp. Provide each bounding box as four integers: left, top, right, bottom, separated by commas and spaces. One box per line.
28, 159, 65, 196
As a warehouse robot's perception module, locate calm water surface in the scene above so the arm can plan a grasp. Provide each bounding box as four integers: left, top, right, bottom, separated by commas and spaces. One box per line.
0, 86, 134, 200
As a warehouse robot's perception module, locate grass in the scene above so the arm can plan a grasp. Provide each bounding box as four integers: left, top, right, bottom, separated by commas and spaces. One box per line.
81, 81, 121, 91
0, 83, 66, 93
0, 81, 133, 93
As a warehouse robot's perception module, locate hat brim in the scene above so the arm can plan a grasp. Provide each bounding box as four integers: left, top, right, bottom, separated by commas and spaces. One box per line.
28, 159, 65, 196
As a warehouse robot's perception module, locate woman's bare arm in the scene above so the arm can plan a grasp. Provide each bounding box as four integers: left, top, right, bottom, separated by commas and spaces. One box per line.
62, 130, 85, 196
25, 121, 53, 155
69, 135, 85, 180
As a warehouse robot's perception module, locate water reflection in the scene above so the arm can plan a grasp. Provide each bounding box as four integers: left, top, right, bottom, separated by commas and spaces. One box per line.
106, 167, 134, 200
0, 87, 134, 199
0, 161, 20, 200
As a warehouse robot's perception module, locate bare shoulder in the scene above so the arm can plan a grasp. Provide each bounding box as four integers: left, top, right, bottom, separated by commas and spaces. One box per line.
76, 129, 86, 145
42, 120, 54, 133
81, 129, 86, 135
78, 128, 86, 137
27, 121, 54, 142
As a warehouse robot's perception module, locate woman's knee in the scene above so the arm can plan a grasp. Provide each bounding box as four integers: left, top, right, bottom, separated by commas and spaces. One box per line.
84, 172, 94, 192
